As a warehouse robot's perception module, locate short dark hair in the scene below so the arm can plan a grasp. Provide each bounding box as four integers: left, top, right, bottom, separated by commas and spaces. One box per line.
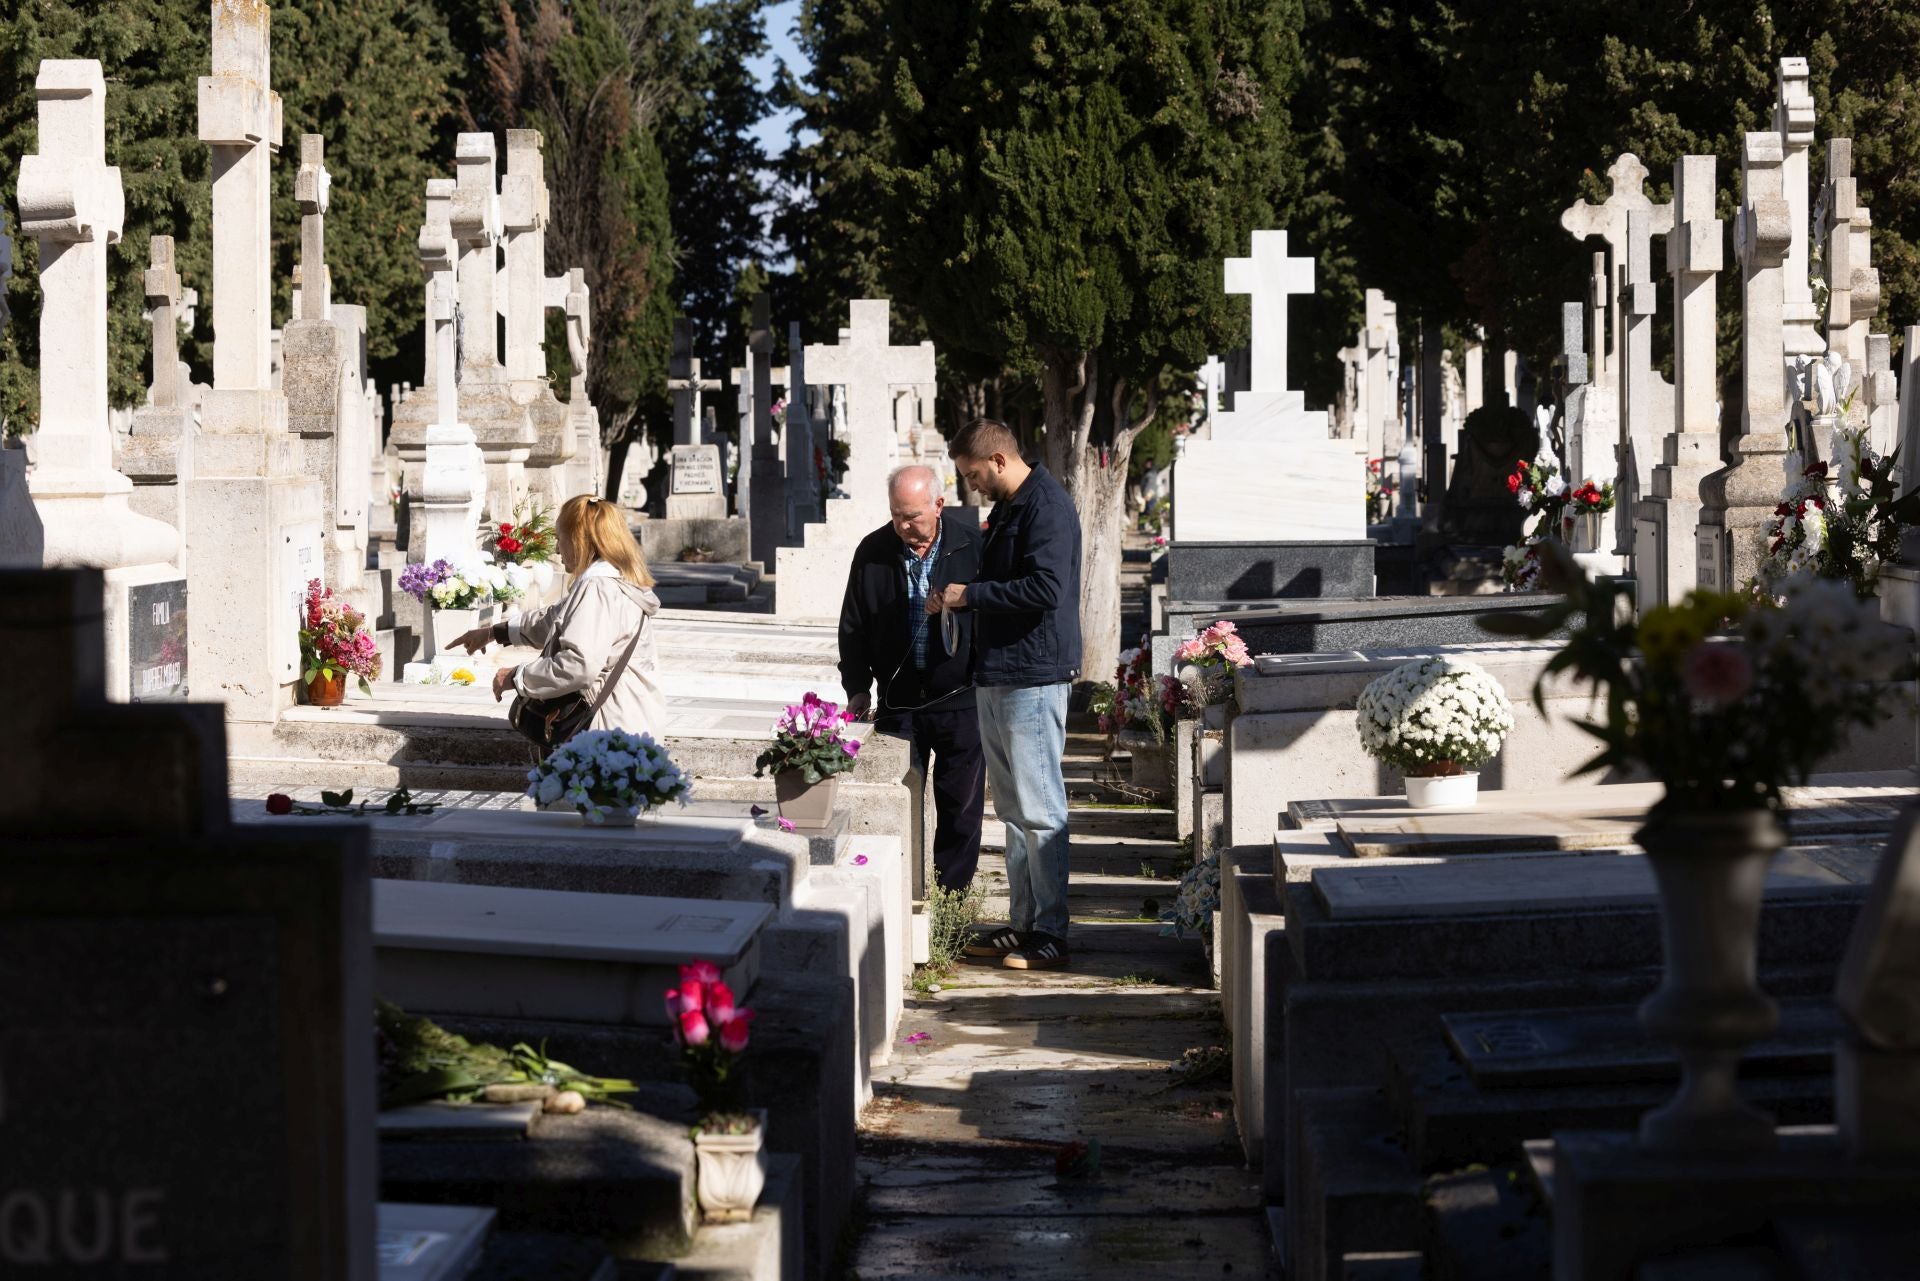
950, 416, 1021, 460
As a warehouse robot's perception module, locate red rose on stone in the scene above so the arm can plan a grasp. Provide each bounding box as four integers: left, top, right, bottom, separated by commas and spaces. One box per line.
499, 537, 523, 554
265, 793, 293, 815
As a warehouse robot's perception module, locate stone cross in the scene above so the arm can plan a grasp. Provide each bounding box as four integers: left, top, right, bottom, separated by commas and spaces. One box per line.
1362, 290, 1396, 461
144, 235, 185, 409
1560, 154, 1674, 382
1199, 354, 1225, 434
1225, 229, 1314, 395
785, 318, 820, 529
450, 132, 502, 380
668, 319, 722, 447
1863, 331, 1899, 459
18, 59, 126, 477
1617, 207, 1663, 544
197, 0, 282, 395
1586, 252, 1609, 383
1669, 156, 1723, 440
1817, 137, 1881, 379
432, 274, 459, 434
564, 267, 591, 390
499, 129, 549, 383
804, 299, 937, 534
1774, 57, 1825, 360
417, 177, 456, 386
1735, 131, 1793, 439
1560, 301, 1589, 387
1640, 154, 1727, 607
294, 133, 330, 321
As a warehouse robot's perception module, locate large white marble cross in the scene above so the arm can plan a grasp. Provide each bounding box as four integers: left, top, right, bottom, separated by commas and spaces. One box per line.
667, 318, 722, 446
1225, 230, 1314, 395
295, 133, 330, 321
19, 59, 125, 474
805, 300, 935, 530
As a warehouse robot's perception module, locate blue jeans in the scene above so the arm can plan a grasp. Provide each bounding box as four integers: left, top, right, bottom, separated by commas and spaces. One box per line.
976, 682, 1071, 942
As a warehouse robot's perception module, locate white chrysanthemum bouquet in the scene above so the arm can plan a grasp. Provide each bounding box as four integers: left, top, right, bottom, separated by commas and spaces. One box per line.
1355, 656, 1515, 778
527, 728, 693, 824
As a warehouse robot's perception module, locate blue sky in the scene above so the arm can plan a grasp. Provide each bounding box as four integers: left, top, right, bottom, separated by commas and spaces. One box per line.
745, 0, 809, 164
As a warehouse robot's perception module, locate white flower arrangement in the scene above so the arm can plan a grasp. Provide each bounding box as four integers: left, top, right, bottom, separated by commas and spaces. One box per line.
1161, 850, 1221, 942
1355, 656, 1515, 776
526, 729, 693, 824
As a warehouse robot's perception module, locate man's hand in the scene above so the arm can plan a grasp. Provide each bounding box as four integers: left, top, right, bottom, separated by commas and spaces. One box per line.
846, 690, 873, 722
454, 625, 494, 655
492, 666, 518, 702
927, 583, 969, 615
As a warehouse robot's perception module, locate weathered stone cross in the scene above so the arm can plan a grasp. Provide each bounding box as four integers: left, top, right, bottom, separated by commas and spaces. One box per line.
144, 235, 185, 409
805, 300, 936, 532
295, 132, 330, 321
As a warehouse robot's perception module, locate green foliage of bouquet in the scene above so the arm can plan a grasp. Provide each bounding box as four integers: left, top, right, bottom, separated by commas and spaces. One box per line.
375, 1000, 636, 1108
1484, 543, 1907, 814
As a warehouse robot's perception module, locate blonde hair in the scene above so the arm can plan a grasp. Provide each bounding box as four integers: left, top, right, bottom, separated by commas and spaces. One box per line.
558, 494, 655, 588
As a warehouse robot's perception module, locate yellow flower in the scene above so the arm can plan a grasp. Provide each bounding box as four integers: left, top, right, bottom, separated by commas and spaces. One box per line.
449, 667, 477, 686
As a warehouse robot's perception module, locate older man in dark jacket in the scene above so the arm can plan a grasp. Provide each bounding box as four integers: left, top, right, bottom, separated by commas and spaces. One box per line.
928, 417, 1082, 971
839, 464, 985, 892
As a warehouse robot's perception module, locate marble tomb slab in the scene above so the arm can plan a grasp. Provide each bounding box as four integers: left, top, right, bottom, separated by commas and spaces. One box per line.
1312, 845, 1874, 921
374, 878, 769, 1025
377, 1203, 495, 1281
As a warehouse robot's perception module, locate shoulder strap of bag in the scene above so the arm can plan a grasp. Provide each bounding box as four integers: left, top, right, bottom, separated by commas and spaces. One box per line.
583, 583, 648, 717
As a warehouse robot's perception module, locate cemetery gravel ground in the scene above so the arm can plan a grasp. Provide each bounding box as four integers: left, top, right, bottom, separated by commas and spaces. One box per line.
846, 541, 1277, 1279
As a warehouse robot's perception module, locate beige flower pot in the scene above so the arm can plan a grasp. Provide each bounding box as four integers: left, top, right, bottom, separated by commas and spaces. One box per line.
695, 1109, 768, 1223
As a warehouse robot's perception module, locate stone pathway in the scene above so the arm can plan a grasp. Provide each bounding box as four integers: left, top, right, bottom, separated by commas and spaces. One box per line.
848, 541, 1276, 1279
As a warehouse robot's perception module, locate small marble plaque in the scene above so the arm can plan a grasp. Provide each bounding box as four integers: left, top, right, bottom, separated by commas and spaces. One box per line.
671, 444, 723, 495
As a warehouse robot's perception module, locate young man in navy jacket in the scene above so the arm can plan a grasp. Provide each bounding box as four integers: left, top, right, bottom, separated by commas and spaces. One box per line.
928, 418, 1082, 970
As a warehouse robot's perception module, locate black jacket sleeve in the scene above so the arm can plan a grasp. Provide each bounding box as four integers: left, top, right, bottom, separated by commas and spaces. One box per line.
967, 488, 1073, 614
838, 541, 874, 701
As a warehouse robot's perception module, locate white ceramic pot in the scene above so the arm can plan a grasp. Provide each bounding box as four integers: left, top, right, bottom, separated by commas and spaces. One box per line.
427, 604, 495, 662
1635, 807, 1786, 1154
695, 1109, 768, 1223
1403, 771, 1479, 808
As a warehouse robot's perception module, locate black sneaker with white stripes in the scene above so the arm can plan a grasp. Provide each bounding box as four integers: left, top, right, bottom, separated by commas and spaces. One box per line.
962, 926, 1023, 959
1001, 934, 1070, 970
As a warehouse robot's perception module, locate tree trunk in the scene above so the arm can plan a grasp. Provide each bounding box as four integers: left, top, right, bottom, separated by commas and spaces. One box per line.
1040, 349, 1153, 688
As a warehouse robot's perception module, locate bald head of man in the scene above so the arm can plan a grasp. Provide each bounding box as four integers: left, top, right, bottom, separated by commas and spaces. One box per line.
889, 464, 943, 554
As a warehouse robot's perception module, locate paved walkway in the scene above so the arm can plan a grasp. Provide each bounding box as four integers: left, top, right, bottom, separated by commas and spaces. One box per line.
848, 542, 1277, 1279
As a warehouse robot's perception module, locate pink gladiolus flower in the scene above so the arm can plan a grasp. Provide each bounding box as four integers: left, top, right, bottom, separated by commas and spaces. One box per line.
681, 960, 722, 985
705, 980, 736, 1021
678, 1008, 711, 1046
718, 1009, 753, 1052
1682, 642, 1754, 708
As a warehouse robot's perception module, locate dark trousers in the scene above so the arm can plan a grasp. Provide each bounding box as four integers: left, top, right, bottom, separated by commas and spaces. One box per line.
879, 695, 984, 893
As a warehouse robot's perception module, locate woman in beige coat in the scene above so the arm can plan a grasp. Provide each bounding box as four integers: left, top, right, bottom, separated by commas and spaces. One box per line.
456, 494, 667, 739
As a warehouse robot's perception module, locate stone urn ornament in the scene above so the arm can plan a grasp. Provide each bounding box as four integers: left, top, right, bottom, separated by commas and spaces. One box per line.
754, 691, 861, 833
1480, 543, 1906, 1153
664, 963, 766, 1223
1354, 655, 1514, 810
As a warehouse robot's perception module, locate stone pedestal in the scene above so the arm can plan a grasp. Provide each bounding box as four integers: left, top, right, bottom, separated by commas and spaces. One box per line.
667, 443, 728, 520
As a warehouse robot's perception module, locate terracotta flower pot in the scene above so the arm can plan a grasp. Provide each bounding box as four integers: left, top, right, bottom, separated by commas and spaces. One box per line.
305, 669, 347, 707
774, 771, 840, 831
1635, 806, 1787, 1154
694, 1109, 768, 1223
